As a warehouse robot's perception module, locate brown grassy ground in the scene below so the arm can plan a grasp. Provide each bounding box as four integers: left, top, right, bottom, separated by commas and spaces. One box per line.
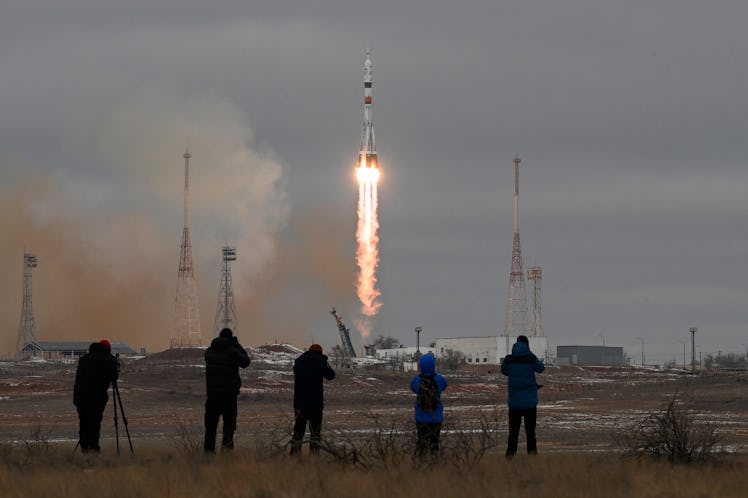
0, 448, 746, 498
1, 354, 747, 496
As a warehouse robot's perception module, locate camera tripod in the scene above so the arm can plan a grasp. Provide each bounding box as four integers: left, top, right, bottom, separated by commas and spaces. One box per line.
112, 378, 134, 455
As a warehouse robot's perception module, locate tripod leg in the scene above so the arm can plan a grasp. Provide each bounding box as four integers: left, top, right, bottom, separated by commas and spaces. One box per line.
114, 381, 134, 454
112, 383, 120, 455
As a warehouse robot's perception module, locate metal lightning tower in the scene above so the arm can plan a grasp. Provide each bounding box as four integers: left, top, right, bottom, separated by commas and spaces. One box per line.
527, 266, 543, 337
214, 246, 238, 334
16, 252, 38, 359
503, 156, 529, 337
170, 149, 202, 348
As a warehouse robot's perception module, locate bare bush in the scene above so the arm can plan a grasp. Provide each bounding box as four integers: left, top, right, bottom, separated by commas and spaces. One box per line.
441, 407, 504, 470
294, 408, 503, 470
615, 393, 721, 463
171, 413, 203, 455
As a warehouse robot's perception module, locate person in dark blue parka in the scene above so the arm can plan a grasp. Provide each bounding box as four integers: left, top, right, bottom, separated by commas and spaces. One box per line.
410, 353, 448, 459
501, 335, 545, 457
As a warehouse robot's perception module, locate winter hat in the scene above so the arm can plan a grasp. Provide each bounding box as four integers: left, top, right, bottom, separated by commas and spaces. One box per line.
219, 328, 233, 338
516, 335, 529, 345
99, 339, 112, 351
309, 344, 323, 354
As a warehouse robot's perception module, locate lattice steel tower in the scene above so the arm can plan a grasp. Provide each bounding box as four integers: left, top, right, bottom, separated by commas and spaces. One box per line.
527, 266, 543, 337
214, 246, 238, 334
16, 252, 38, 359
171, 149, 202, 348
503, 156, 528, 337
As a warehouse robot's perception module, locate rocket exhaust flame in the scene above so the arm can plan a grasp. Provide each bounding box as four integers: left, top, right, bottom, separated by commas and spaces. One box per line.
356, 164, 381, 337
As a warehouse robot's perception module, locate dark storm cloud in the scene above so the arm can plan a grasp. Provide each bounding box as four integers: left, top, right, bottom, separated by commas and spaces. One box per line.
1, 0, 746, 361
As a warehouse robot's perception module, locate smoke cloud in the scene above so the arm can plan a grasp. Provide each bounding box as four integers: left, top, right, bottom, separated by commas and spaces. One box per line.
0, 87, 355, 354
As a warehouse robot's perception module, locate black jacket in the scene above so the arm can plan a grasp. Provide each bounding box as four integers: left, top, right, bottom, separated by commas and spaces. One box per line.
204, 336, 251, 397
293, 350, 335, 412
73, 342, 118, 406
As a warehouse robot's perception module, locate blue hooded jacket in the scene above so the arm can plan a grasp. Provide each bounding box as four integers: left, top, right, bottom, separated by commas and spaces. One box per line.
410, 354, 448, 424
500, 341, 545, 410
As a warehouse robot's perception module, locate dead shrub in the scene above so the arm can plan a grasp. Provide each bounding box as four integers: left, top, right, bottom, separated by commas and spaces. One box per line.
615, 392, 721, 463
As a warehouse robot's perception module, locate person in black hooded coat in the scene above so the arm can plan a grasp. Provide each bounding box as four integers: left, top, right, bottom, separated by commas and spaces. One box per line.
290, 344, 335, 455
203, 328, 250, 453
73, 340, 118, 453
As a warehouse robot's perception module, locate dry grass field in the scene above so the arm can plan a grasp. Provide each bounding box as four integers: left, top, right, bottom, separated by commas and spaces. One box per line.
1, 348, 746, 496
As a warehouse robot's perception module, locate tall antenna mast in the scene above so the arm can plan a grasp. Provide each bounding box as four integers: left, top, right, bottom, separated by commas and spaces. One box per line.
503, 156, 528, 338
171, 149, 202, 348
16, 252, 39, 359
214, 245, 238, 333
527, 266, 543, 337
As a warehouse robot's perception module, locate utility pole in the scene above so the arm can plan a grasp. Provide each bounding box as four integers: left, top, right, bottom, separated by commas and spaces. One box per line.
690, 327, 697, 374
636, 337, 645, 366
676, 339, 686, 370
415, 326, 422, 355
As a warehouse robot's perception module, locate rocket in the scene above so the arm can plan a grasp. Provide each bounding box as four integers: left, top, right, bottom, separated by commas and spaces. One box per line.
359, 50, 378, 169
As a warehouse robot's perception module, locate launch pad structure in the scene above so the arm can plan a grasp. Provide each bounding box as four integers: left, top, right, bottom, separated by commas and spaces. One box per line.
330, 307, 357, 359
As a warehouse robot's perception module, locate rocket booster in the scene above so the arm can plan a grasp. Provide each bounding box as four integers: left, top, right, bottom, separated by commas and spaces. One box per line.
359, 51, 378, 169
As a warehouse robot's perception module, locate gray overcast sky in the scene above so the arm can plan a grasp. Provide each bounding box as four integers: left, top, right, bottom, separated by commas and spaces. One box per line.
1, 1, 746, 363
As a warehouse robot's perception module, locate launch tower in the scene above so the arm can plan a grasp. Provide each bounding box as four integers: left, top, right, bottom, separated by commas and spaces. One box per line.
170, 149, 202, 348
214, 246, 238, 334
503, 156, 528, 338
15, 252, 38, 359
330, 307, 357, 359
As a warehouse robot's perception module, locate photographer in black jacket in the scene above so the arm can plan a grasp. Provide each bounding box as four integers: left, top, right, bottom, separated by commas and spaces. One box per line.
203, 328, 250, 453
290, 344, 335, 455
73, 340, 118, 453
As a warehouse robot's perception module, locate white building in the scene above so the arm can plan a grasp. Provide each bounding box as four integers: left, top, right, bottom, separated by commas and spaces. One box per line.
435, 336, 549, 365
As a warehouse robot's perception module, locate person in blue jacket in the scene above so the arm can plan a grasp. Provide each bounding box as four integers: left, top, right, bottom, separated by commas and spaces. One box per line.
410, 353, 448, 459
501, 335, 545, 457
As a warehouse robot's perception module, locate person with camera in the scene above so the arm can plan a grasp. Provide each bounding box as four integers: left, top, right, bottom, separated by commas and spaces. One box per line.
73, 339, 119, 453
290, 344, 335, 455
203, 327, 251, 453
501, 335, 545, 457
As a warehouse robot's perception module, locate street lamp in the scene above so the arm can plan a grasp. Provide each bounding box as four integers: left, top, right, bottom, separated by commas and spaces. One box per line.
597, 333, 606, 346
415, 327, 422, 355
635, 337, 645, 366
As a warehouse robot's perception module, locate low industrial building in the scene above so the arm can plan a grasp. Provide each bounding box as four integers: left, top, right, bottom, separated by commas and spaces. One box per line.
374, 346, 435, 361
555, 345, 625, 366
435, 336, 550, 365
18, 341, 138, 360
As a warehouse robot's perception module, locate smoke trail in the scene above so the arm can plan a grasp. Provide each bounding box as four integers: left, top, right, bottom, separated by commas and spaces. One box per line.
355, 165, 381, 337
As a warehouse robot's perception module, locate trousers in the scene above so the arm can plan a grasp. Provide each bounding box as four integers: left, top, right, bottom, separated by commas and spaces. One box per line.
204, 394, 238, 452
506, 407, 537, 456
416, 422, 442, 459
76, 398, 108, 453
291, 409, 323, 455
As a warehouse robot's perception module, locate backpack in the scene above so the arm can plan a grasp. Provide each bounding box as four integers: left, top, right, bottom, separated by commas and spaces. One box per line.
417, 374, 440, 412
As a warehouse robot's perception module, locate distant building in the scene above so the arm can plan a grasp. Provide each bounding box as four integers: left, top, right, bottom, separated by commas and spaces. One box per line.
18, 341, 137, 360
556, 345, 624, 366
435, 336, 550, 365
375, 347, 435, 361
